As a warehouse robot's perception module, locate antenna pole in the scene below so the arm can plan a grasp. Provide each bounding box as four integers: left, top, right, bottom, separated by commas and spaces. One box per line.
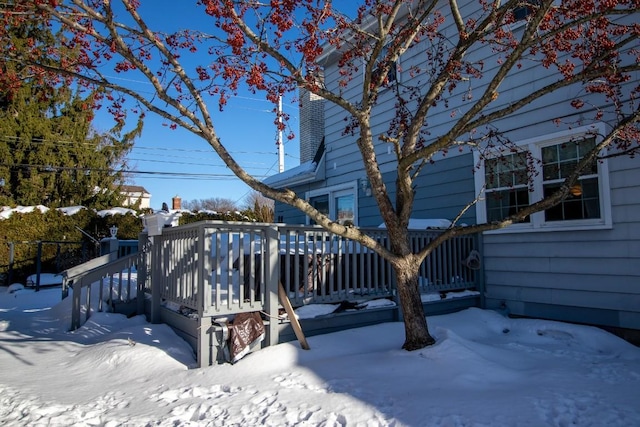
277, 96, 284, 173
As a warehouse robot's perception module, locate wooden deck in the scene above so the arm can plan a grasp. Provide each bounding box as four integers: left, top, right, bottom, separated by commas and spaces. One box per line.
63, 220, 483, 367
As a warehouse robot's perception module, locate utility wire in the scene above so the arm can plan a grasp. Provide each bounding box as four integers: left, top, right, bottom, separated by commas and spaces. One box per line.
127, 157, 272, 170
0, 162, 270, 180
0, 135, 296, 158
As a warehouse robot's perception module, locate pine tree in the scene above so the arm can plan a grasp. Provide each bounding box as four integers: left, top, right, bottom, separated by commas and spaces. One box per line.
0, 10, 138, 209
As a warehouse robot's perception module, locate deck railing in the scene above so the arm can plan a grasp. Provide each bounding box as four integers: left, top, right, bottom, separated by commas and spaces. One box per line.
62, 250, 146, 330
63, 221, 480, 335
147, 221, 480, 320
61, 221, 481, 367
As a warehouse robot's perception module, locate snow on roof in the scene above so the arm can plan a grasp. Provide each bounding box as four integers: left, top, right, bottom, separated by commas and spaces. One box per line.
120, 185, 150, 195
262, 160, 317, 187
0, 205, 143, 220
378, 218, 453, 230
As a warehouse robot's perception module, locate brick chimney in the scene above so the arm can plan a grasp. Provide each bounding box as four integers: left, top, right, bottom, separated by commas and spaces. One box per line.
172, 195, 181, 210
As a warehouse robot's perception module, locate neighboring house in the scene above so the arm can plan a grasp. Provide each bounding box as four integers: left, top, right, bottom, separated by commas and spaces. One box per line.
264, 5, 640, 333
120, 185, 151, 209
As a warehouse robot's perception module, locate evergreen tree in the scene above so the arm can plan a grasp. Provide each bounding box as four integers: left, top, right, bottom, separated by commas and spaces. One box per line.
0, 8, 139, 209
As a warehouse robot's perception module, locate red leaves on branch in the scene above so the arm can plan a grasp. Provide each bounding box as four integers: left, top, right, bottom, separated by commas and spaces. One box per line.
571, 99, 585, 109
3, 0, 637, 165
247, 64, 267, 90
196, 66, 210, 81
114, 60, 136, 73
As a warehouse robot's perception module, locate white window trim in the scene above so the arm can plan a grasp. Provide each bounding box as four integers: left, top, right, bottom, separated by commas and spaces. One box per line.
474, 123, 612, 234
306, 181, 359, 226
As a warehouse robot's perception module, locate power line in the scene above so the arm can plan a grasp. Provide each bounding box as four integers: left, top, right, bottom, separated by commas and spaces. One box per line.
131, 145, 279, 156
0, 162, 271, 180
127, 157, 272, 170
0, 135, 294, 158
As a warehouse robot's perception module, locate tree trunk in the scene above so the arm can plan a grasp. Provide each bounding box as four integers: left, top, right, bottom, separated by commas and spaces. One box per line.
394, 261, 436, 350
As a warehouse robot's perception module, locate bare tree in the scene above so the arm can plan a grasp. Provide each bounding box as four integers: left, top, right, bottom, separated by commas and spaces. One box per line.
182, 197, 238, 213
243, 191, 274, 223
5, 0, 638, 350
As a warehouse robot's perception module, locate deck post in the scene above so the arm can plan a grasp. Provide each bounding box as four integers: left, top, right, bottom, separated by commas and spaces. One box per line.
200, 224, 213, 318
265, 225, 280, 346
197, 224, 213, 366
150, 236, 162, 324
136, 250, 147, 316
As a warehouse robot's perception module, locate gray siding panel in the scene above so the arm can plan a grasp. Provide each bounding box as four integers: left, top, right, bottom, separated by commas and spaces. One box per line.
484, 240, 636, 258
359, 153, 477, 227
484, 155, 640, 330
485, 256, 637, 276
486, 271, 639, 293
487, 285, 640, 312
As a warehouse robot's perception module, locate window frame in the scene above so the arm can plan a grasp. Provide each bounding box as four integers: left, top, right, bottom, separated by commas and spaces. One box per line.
474, 123, 612, 233
306, 181, 359, 226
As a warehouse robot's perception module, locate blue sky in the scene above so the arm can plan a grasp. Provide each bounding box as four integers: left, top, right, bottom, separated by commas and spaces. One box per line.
90, 1, 302, 211
101, 94, 300, 210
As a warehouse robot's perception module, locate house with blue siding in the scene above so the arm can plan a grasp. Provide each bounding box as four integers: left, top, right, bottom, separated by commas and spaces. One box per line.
264, 3, 640, 335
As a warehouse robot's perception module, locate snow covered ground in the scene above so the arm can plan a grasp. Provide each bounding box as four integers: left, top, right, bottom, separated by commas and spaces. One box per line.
1, 285, 639, 426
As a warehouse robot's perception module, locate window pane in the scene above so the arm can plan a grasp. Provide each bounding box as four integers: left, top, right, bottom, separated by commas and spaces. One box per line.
335, 194, 355, 226
309, 195, 329, 225
558, 142, 578, 161
486, 188, 530, 222
578, 137, 596, 156
544, 137, 598, 180
485, 152, 528, 189
579, 138, 598, 174
485, 151, 530, 222
485, 158, 500, 189
373, 44, 398, 86
543, 163, 559, 180
581, 178, 601, 218
543, 177, 600, 221
559, 160, 579, 179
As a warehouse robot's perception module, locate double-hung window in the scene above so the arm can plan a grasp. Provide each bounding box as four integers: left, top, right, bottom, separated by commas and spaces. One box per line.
475, 124, 611, 232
